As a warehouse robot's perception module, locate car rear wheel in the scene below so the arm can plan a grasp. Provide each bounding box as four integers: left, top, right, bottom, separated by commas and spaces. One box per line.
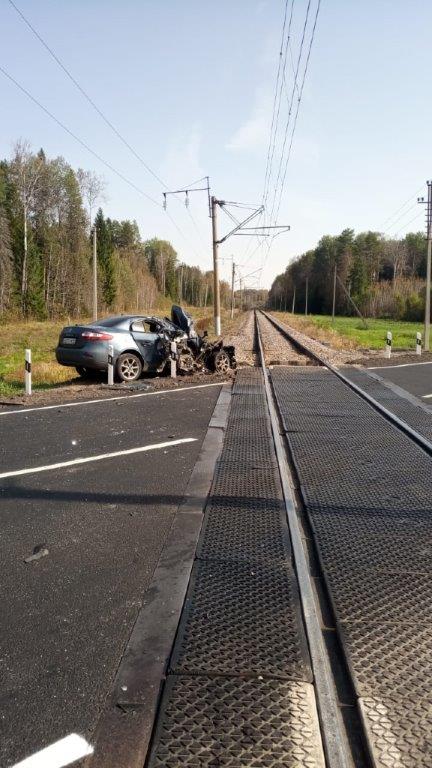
116, 353, 142, 382
213, 349, 231, 374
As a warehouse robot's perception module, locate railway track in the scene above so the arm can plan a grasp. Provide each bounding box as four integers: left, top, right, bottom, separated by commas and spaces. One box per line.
255, 309, 432, 768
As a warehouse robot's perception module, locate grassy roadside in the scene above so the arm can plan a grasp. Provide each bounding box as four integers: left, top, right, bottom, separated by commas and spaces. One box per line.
271, 312, 424, 351
0, 307, 237, 397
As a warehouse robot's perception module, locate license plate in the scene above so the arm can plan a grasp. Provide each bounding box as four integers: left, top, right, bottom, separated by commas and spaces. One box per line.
63, 337, 76, 346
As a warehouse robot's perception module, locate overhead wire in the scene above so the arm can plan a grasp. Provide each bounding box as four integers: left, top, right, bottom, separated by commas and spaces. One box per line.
390, 210, 424, 239
261, 0, 293, 213
0, 64, 161, 207
241, 0, 295, 269
273, 0, 322, 224
7, 0, 168, 190
259, 0, 321, 283
266, 0, 312, 230
382, 186, 424, 226
382, 201, 418, 234
7, 0, 205, 259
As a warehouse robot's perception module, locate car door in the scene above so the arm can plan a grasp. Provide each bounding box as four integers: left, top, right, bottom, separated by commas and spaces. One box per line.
130, 319, 166, 371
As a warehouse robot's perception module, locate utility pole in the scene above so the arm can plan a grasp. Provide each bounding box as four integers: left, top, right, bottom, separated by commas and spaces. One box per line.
163, 179, 289, 335
292, 286, 296, 314
425, 182, 432, 351
211, 196, 221, 335
92, 225, 97, 320
231, 260, 235, 319
418, 181, 432, 351
305, 277, 309, 316
240, 277, 244, 311
332, 263, 337, 324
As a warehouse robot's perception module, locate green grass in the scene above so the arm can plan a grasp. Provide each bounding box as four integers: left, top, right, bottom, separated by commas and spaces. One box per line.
0, 320, 73, 397
277, 313, 424, 351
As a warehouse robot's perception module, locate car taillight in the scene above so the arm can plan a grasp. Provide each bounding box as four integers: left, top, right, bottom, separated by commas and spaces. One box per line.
81, 331, 113, 341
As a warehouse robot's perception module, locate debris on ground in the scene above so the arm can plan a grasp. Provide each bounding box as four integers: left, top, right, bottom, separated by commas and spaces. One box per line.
24, 544, 49, 564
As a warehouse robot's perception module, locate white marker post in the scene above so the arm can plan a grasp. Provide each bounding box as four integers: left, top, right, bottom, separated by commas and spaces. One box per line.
107, 344, 114, 385
25, 349, 32, 395
385, 331, 392, 359
170, 341, 177, 379
416, 332, 422, 355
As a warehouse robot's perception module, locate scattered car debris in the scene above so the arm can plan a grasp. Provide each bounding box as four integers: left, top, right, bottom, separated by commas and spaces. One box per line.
24, 544, 49, 563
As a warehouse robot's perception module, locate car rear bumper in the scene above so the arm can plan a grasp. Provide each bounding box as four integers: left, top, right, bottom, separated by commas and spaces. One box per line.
55, 343, 109, 370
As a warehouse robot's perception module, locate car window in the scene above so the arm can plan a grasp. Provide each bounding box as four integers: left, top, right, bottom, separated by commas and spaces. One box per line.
97, 316, 128, 329
130, 319, 159, 333
131, 320, 145, 332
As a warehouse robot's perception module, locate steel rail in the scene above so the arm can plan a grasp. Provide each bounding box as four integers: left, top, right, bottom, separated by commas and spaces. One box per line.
261, 310, 432, 457
255, 313, 353, 768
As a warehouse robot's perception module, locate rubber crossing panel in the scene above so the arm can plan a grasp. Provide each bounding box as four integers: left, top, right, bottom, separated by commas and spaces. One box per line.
147, 676, 325, 768
170, 560, 311, 681
271, 366, 432, 768
343, 366, 432, 443
147, 368, 324, 767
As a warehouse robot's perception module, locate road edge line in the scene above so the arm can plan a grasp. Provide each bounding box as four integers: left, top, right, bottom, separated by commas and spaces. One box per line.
84, 382, 231, 768
0, 381, 225, 417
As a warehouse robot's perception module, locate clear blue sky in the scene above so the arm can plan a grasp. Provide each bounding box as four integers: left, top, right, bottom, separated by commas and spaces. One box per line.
1, 0, 431, 289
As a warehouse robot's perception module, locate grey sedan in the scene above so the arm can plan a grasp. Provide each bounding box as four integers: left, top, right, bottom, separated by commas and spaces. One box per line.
56, 314, 178, 382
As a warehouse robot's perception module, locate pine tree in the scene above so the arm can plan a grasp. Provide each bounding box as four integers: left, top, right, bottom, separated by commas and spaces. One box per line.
96, 209, 117, 308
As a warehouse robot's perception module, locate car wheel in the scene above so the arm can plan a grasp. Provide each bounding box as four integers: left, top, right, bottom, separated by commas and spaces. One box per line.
116, 353, 142, 382
213, 349, 231, 374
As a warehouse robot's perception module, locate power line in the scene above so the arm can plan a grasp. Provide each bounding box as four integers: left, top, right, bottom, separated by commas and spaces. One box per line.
381, 186, 424, 227
8, 0, 169, 191
273, 0, 322, 223
391, 209, 424, 238
262, 0, 294, 213
259, 0, 321, 283
382, 201, 418, 234
250, 0, 313, 280
241, 1, 295, 269
267, 0, 313, 229
8, 0, 207, 259
0, 63, 161, 208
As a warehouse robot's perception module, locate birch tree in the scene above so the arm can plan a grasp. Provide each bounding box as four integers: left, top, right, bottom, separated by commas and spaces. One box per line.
9, 140, 44, 311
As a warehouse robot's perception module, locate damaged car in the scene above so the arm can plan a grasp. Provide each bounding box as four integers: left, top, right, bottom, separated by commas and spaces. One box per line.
55, 305, 236, 382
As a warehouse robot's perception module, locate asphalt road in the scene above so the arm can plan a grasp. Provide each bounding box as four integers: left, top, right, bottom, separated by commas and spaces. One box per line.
367, 360, 432, 409
0, 384, 222, 767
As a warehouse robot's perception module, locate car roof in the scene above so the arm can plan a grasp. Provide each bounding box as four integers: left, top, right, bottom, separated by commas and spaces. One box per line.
94, 315, 149, 328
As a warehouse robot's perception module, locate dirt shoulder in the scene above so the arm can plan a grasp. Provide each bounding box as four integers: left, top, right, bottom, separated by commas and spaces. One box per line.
0, 370, 232, 410
356, 350, 432, 367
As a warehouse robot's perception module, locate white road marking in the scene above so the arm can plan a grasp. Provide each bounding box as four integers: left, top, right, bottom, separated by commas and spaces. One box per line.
0, 438, 197, 480
12, 734, 93, 768
422, 393, 432, 399
367, 361, 432, 370
0, 382, 223, 417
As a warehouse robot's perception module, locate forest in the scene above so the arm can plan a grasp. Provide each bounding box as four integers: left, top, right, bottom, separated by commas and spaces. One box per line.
268, 228, 428, 321
0, 141, 230, 320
